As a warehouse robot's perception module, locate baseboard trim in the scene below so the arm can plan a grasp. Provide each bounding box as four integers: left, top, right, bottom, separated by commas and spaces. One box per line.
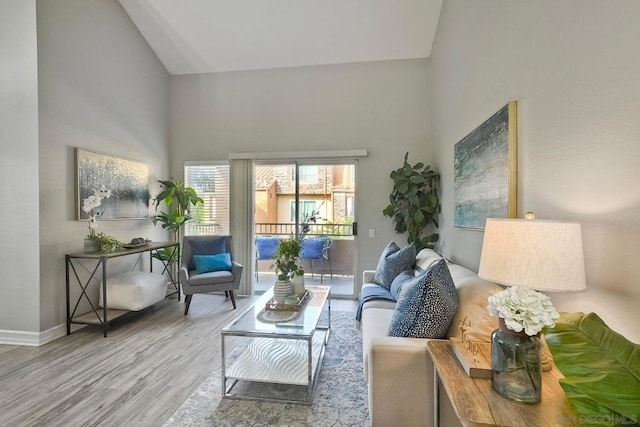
0, 323, 86, 346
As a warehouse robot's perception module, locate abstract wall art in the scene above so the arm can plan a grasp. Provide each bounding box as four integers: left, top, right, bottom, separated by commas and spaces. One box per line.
454, 102, 517, 230
76, 148, 150, 220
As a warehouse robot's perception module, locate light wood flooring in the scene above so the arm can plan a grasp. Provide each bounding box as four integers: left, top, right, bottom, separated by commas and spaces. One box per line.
0, 293, 356, 427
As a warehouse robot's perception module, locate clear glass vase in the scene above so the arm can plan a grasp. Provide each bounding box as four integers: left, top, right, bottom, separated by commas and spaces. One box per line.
491, 318, 542, 404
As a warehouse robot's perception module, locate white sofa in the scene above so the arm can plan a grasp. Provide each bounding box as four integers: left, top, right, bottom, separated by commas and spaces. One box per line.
360, 249, 503, 427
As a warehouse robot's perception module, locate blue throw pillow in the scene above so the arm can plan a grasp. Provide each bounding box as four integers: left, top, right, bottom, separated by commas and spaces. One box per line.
373, 242, 416, 289
193, 253, 232, 274
389, 268, 414, 300
256, 237, 279, 260
189, 238, 226, 270
387, 259, 458, 339
301, 239, 325, 259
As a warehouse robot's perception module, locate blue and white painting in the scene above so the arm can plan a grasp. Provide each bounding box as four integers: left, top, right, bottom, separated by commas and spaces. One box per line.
454, 103, 515, 230
76, 149, 150, 220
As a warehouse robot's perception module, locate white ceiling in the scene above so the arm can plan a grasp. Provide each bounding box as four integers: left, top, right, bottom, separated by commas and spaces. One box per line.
119, 0, 443, 75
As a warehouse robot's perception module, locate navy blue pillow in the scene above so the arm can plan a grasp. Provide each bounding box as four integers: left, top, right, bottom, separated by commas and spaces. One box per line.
387, 259, 458, 339
389, 269, 414, 300
189, 238, 226, 271
373, 242, 416, 289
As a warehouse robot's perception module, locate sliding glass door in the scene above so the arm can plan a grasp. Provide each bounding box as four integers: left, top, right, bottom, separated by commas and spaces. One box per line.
253, 161, 357, 297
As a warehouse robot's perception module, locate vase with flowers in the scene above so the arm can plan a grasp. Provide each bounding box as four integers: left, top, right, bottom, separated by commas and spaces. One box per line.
487, 286, 560, 403
82, 186, 116, 252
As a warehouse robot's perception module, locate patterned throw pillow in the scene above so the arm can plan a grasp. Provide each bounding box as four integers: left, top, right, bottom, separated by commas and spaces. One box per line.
373, 242, 416, 289
387, 259, 458, 338
389, 269, 414, 300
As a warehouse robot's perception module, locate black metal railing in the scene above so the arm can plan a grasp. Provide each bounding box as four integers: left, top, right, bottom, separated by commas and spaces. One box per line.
187, 222, 354, 238
255, 222, 353, 237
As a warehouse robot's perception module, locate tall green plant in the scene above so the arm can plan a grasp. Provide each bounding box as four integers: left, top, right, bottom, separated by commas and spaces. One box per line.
152, 180, 203, 241
382, 152, 440, 252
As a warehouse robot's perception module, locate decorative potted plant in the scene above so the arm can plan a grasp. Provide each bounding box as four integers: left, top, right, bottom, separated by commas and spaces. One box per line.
271, 236, 305, 302
382, 152, 440, 252
82, 186, 122, 253
487, 286, 560, 403
152, 180, 203, 275
152, 180, 203, 240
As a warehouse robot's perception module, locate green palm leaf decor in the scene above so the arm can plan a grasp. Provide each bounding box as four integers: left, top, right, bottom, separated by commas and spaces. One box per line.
544, 312, 640, 426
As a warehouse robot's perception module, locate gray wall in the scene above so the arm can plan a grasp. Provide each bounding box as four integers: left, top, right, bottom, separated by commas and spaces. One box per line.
0, 0, 41, 332
37, 0, 170, 333
169, 59, 431, 287
7, 0, 638, 345
428, 0, 640, 342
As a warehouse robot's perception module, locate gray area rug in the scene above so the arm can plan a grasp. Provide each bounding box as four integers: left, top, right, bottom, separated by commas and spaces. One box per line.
163, 310, 370, 427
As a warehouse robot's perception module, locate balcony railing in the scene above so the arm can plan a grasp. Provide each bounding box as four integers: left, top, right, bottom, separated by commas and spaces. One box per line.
187, 222, 355, 238
187, 223, 221, 236
255, 222, 354, 238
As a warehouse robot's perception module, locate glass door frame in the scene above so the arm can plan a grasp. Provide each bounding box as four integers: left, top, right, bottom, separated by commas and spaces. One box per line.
252, 158, 358, 298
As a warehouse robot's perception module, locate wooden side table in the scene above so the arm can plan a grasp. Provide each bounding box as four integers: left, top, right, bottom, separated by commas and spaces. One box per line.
427, 340, 578, 426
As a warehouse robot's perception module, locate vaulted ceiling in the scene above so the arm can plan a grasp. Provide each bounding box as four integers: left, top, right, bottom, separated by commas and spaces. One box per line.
119, 0, 443, 75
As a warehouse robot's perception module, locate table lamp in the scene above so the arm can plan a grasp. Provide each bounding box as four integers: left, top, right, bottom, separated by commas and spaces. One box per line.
479, 214, 586, 293
478, 213, 586, 403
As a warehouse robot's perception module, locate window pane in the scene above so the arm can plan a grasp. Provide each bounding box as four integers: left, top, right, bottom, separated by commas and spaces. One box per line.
300, 165, 318, 182
290, 200, 316, 222
184, 162, 230, 235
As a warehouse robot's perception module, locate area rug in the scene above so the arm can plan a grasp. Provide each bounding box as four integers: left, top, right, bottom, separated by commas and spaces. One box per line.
163, 310, 370, 427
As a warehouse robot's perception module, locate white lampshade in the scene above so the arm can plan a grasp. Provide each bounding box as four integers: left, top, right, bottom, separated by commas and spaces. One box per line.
478, 218, 587, 292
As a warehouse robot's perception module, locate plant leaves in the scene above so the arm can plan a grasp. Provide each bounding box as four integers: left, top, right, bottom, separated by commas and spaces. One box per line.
382, 152, 440, 252
544, 312, 640, 424
410, 174, 425, 184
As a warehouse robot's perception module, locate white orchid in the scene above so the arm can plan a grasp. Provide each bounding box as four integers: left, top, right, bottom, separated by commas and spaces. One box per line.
487, 286, 560, 336
93, 186, 112, 200
82, 195, 102, 213
87, 214, 98, 229
82, 186, 112, 237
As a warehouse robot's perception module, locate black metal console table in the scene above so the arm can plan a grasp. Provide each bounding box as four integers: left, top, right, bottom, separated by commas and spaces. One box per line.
65, 241, 179, 337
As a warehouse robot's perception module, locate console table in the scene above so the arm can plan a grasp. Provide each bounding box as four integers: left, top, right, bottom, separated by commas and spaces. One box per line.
65, 242, 179, 337
427, 340, 578, 426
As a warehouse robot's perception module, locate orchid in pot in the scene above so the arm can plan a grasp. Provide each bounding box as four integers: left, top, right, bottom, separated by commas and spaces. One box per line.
487, 286, 560, 403
82, 185, 112, 238
82, 186, 121, 252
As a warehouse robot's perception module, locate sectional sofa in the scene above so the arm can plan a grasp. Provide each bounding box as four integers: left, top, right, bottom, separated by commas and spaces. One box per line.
359, 249, 503, 426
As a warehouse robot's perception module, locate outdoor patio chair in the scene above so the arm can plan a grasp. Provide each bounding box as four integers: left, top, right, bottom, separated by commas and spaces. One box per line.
255, 236, 280, 282
300, 237, 333, 283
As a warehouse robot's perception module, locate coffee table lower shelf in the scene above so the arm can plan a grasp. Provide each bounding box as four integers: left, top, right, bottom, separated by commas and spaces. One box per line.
222, 328, 329, 404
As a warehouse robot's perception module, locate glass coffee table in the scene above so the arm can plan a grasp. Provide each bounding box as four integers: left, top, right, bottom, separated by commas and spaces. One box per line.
221, 286, 331, 404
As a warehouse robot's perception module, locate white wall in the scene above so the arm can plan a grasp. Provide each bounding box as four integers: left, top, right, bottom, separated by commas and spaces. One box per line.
169, 59, 431, 287
429, 0, 640, 342
0, 0, 40, 332
37, 0, 170, 334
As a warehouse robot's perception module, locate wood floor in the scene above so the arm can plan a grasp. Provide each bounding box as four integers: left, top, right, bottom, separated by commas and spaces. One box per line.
0, 293, 355, 427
